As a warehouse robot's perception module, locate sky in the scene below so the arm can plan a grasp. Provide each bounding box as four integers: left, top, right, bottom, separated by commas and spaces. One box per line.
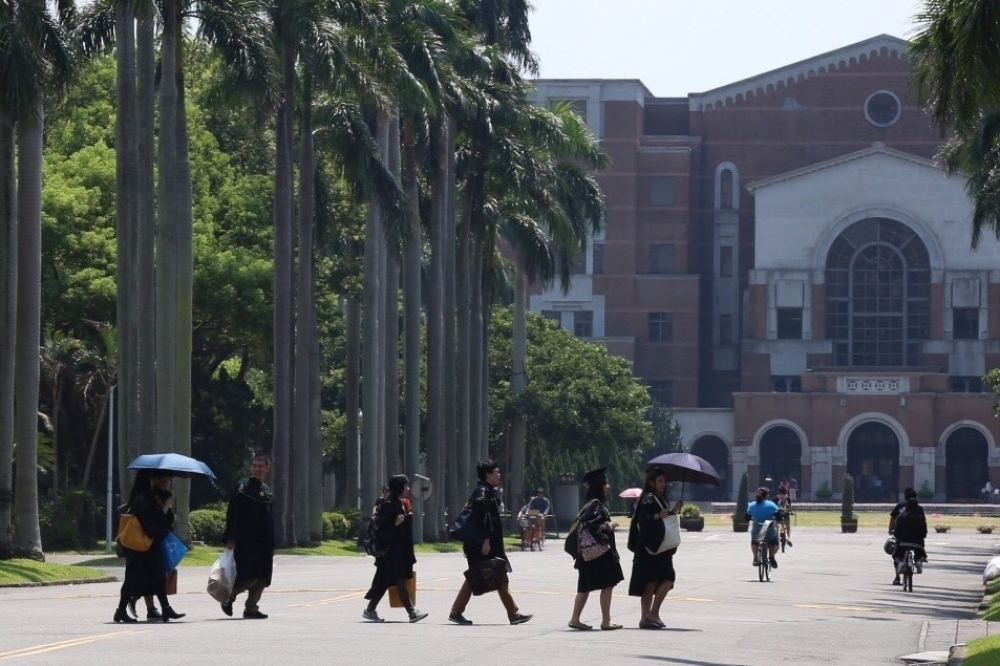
528, 0, 925, 97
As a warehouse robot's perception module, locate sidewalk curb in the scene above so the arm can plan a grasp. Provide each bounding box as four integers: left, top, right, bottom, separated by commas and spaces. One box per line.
0, 576, 117, 588
948, 643, 967, 665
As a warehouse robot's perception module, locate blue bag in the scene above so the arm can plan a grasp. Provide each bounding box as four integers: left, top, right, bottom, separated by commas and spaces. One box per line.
161, 531, 188, 573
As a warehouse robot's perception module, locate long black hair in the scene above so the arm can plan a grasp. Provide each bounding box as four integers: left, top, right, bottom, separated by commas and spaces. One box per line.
388, 474, 409, 498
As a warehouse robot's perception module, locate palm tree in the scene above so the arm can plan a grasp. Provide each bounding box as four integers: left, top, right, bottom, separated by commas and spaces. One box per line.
910, 0, 1000, 246
79, 325, 117, 491
0, 103, 15, 559
39, 330, 86, 497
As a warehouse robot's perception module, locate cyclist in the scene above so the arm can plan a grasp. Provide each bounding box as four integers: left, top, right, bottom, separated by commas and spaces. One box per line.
889, 488, 927, 585
890, 491, 927, 583
745, 487, 781, 568
774, 487, 793, 547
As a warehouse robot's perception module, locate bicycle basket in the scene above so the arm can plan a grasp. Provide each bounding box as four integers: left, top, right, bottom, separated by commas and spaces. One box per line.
883, 536, 896, 556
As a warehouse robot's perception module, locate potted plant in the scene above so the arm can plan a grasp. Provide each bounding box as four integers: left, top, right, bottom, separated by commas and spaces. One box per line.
841, 473, 858, 533
978, 525, 994, 534
934, 525, 951, 533
815, 480, 833, 501
679, 504, 704, 531
732, 472, 750, 532
918, 480, 935, 502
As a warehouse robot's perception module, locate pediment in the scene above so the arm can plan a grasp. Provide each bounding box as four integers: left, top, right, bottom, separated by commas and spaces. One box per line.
689, 35, 909, 111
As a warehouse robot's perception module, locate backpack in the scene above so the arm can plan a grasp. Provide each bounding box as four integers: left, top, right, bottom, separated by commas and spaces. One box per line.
357, 515, 386, 557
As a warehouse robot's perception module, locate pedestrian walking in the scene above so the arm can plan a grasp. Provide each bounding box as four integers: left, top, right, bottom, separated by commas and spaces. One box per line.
362, 474, 428, 623
568, 467, 624, 631
627, 466, 682, 629
221, 452, 275, 619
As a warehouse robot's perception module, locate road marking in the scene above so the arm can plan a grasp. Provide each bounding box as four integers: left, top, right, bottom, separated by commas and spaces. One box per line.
0, 630, 150, 661
291, 591, 366, 607
794, 603, 882, 612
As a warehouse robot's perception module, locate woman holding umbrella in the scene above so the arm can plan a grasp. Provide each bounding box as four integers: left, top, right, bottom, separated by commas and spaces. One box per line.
113, 471, 185, 623
627, 467, 682, 629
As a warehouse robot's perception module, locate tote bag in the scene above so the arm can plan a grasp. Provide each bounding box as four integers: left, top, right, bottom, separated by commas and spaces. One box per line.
161, 531, 189, 573
645, 496, 682, 555
388, 573, 417, 608
117, 513, 153, 552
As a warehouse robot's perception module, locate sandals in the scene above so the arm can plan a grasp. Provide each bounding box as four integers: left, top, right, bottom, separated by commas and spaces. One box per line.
638, 620, 662, 629
601, 622, 623, 631
568, 620, 593, 631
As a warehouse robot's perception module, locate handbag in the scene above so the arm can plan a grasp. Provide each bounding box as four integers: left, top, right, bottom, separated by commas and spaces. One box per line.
578, 523, 611, 562
388, 573, 417, 608
448, 504, 479, 543
165, 569, 178, 595
563, 501, 596, 558
463, 558, 509, 596
117, 513, 153, 553
161, 531, 189, 573
646, 514, 682, 554
206, 549, 236, 603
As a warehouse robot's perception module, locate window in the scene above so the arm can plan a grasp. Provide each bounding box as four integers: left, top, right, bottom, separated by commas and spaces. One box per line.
592, 243, 605, 275
649, 244, 675, 274
574, 311, 593, 338
648, 380, 674, 407
648, 312, 673, 342
649, 176, 676, 207
865, 90, 901, 127
570, 253, 587, 275
719, 314, 733, 345
949, 376, 985, 393
719, 169, 733, 209
771, 376, 802, 393
777, 308, 803, 340
953, 308, 979, 340
541, 310, 561, 325
825, 218, 929, 366
720, 246, 733, 278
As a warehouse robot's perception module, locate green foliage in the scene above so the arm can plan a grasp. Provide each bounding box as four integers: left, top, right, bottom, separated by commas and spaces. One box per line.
189, 509, 227, 545
918, 480, 935, 501
38, 489, 98, 551
488, 309, 655, 501
841, 474, 856, 521
322, 507, 363, 540
734, 472, 749, 521
815, 481, 833, 500
680, 504, 701, 518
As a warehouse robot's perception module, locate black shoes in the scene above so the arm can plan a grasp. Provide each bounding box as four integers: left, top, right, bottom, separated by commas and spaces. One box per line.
448, 613, 473, 625
243, 609, 268, 619
161, 606, 185, 622
146, 608, 162, 620
892, 576, 901, 585
221, 601, 233, 617
408, 609, 428, 623
771, 557, 778, 569
510, 613, 533, 625
114, 608, 137, 624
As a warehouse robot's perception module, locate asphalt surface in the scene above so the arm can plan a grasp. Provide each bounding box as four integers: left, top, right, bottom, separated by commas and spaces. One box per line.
2, 526, 996, 665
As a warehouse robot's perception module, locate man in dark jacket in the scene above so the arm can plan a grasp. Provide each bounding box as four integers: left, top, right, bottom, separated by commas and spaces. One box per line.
448, 459, 532, 626
222, 453, 275, 619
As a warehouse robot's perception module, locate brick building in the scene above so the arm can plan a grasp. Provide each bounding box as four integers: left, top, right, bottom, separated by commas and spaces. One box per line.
528, 35, 1000, 501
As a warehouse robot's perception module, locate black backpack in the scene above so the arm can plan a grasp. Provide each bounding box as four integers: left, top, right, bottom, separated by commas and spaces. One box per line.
357, 516, 386, 557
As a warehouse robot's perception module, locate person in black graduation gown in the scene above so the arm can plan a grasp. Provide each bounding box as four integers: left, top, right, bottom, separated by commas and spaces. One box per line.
361, 474, 428, 623
627, 466, 683, 629
568, 467, 624, 631
221, 453, 275, 619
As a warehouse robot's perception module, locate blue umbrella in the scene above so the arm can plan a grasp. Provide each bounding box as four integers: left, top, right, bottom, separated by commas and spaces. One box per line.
128, 453, 217, 480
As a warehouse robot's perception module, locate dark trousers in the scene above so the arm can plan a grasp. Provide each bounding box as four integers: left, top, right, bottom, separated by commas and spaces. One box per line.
365, 575, 413, 612
229, 578, 267, 612
450, 579, 518, 620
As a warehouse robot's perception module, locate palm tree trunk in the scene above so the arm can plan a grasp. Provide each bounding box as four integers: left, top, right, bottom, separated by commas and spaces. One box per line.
345, 288, 361, 509
308, 283, 323, 543
443, 115, 458, 508
362, 112, 385, 510
424, 117, 448, 541
115, 2, 139, 502
271, 27, 296, 546
293, 74, 315, 546
401, 115, 421, 478
14, 102, 45, 559
469, 239, 483, 473
81, 388, 111, 491
383, 109, 402, 477
0, 109, 16, 558
509, 260, 527, 522
453, 198, 471, 515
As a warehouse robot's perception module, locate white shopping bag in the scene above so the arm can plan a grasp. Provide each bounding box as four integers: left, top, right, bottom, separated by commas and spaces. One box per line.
206, 549, 236, 603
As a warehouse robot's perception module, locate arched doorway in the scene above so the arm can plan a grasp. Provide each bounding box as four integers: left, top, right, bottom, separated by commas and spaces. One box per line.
690, 436, 729, 500
946, 427, 988, 501
758, 427, 801, 496
847, 422, 899, 501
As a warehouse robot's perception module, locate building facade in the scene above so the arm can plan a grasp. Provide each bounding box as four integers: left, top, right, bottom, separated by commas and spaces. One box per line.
528, 35, 1000, 501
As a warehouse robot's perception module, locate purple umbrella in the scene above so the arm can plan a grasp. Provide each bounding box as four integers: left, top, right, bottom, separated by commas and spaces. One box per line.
646, 452, 721, 499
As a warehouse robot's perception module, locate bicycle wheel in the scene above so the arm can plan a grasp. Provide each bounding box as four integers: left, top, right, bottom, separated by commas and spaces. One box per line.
758, 544, 767, 582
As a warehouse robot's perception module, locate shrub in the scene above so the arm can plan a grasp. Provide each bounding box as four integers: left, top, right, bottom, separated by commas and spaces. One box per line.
918, 480, 935, 501
815, 481, 833, 500
323, 512, 350, 540
733, 472, 749, 521
189, 509, 227, 545
681, 504, 702, 518
39, 488, 97, 551
841, 474, 856, 521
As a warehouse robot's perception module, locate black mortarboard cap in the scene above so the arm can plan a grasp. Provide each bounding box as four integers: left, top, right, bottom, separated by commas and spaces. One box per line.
582, 467, 608, 486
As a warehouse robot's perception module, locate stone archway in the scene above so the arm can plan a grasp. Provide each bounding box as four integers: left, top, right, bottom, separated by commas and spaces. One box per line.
690, 435, 729, 501
847, 422, 899, 501
945, 427, 988, 501
758, 426, 802, 495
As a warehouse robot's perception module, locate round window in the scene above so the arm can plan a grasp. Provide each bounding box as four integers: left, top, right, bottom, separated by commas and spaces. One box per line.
865, 90, 901, 127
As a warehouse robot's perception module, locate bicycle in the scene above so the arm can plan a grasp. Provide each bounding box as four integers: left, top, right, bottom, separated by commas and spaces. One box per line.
896, 542, 921, 592
753, 519, 774, 582
778, 514, 792, 553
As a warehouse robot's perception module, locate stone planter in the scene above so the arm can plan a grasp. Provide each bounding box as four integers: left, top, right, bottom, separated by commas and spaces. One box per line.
934, 526, 951, 533
978, 526, 994, 534
680, 517, 704, 532
732, 520, 749, 533
840, 520, 858, 533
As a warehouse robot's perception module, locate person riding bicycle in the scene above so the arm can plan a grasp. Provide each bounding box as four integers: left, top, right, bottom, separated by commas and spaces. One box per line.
745, 487, 781, 569
891, 493, 927, 582
889, 488, 927, 585
774, 487, 793, 547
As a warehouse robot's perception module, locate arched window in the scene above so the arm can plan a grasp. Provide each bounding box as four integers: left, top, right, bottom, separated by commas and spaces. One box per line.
825, 218, 929, 366
719, 169, 733, 209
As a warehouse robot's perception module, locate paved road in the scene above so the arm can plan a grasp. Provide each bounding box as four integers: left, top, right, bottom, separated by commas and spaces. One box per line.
1, 527, 994, 665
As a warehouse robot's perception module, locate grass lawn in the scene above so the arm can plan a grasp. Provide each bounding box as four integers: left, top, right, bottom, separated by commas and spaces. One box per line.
0, 559, 109, 585
962, 634, 1000, 666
